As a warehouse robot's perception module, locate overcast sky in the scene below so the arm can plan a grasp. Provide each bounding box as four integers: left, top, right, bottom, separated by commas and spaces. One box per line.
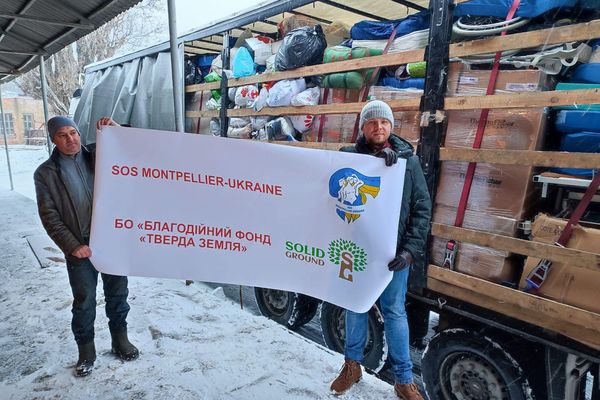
175, 0, 267, 35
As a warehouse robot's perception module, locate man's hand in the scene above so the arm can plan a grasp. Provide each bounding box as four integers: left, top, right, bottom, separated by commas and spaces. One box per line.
388, 250, 413, 271
71, 245, 92, 259
375, 148, 398, 167
96, 117, 120, 133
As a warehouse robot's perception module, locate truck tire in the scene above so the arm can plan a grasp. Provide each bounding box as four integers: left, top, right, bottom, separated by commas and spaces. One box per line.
253, 288, 319, 330
319, 302, 386, 372
421, 329, 534, 400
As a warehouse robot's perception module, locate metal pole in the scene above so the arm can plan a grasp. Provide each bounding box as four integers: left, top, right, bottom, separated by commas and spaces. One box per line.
0, 83, 15, 190
220, 31, 230, 137
39, 55, 51, 155
167, 0, 184, 133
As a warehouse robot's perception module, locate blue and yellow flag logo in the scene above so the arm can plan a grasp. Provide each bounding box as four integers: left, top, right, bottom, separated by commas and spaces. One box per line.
329, 168, 381, 223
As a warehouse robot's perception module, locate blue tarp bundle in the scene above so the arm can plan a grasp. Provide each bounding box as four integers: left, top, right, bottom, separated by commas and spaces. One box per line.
453, 0, 578, 18
380, 77, 425, 90
350, 10, 430, 40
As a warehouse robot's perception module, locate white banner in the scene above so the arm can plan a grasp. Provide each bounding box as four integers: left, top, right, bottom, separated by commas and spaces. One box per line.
90, 127, 406, 313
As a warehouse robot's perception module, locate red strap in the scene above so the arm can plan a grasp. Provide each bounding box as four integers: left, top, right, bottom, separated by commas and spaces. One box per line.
195, 91, 204, 134
317, 88, 330, 142
350, 24, 399, 143
454, 0, 521, 227
556, 172, 600, 246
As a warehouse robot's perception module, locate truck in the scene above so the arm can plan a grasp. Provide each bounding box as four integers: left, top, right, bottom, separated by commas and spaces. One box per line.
75, 1, 600, 398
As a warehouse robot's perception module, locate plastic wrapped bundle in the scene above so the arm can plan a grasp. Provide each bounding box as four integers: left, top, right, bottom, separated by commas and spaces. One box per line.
262, 117, 296, 141
275, 25, 327, 71
267, 79, 306, 107
350, 10, 430, 40
234, 85, 260, 108
227, 124, 253, 139
232, 47, 256, 78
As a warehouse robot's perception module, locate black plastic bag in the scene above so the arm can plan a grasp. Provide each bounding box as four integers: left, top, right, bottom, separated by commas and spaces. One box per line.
275, 25, 327, 71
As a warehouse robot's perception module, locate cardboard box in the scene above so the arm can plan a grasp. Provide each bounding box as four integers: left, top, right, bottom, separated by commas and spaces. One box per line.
519, 214, 600, 314
306, 89, 359, 143
435, 161, 540, 219
447, 62, 555, 97
433, 204, 519, 236
430, 236, 516, 283
445, 109, 548, 151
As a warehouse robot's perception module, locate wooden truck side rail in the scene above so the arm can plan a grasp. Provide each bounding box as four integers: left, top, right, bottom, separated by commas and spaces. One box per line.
183, 13, 600, 355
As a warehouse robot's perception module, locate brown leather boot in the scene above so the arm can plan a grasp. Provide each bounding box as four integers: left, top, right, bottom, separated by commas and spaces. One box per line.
394, 383, 425, 400
330, 359, 362, 395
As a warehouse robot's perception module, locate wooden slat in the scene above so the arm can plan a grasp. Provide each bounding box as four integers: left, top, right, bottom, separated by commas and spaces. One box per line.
450, 20, 600, 58
230, 49, 425, 88
445, 89, 600, 110
185, 110, 219, 118
431, 223, 600, 271
271, 141, 353, 150
186, 88, 597, 116
223, 98, 420, 118
185, 82, 220, 93
183, 20, 600, 93
184, 47, 219, 56
439, 148, 600, 168
427, 266, 600, 350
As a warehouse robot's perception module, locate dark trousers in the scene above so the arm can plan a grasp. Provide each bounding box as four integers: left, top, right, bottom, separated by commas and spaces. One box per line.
66, 258, 130, 345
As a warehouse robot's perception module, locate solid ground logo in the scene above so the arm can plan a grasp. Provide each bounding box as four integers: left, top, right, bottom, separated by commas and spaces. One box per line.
328, 168, 381, 223
285, 241, 325, 267
327, 239, 367, 282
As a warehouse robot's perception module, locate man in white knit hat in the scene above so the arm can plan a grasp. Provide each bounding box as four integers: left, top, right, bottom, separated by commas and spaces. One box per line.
329, 100, 431, 400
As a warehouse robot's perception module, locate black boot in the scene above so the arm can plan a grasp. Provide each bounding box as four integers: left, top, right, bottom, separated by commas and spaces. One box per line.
74, 342, 96, 377
110, 330, 139, 361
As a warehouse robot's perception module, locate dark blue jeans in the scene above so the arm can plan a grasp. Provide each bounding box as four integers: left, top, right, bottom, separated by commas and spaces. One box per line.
345, 266, 413, 384
66, 258, 130, 345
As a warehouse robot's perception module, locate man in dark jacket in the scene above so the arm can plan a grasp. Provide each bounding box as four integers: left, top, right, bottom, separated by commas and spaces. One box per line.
330, 101, 430, 400
34, 116, 138, 377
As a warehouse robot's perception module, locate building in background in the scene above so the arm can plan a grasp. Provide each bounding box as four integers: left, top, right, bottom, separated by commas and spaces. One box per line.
0, 82, 45, 145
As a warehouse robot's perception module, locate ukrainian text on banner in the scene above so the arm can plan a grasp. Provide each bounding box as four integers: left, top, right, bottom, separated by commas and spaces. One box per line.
90, 127, 406, 313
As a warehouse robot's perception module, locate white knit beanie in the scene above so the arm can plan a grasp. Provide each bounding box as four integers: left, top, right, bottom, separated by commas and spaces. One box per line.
359, 100, 394, 130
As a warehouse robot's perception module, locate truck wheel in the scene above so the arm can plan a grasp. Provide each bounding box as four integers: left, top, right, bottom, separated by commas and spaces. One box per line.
319, 302, 386, 372
421, 329, 533, 400
253, 288, 319, 330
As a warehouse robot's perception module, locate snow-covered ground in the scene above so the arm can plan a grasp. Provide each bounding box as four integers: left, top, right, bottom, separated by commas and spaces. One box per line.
0, 147, 398, 399
0, 144, 47, 200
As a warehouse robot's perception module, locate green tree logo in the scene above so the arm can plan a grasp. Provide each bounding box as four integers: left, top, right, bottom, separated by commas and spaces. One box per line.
328, 239, 367, 282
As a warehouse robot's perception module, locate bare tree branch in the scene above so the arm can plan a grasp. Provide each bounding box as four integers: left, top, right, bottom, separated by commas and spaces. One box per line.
16, 0, 166, 116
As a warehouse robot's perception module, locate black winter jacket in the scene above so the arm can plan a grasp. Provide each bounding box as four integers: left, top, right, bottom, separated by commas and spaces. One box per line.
341, 134, 432, 266
34, 145, 96, 258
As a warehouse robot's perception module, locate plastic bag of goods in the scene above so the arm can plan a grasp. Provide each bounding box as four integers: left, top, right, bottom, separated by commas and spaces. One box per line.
291, 87, 320, 106
323, 46, 382, 63
321, 71, 365, 89
267, 78, 306, 107
251, 116, 270, 130
253, 88, 269, 112
278, 15, 317, 37
229, 116, 252, 128
234, 85, 260, 108
209, 118, 220, 136
290, 114, 314, 133
227, 124, 253, 139
263, 117, 296, 141
204, 71, 222, 101
275, 25, 327, 71
232, 47, 256, 78
205, 97, 220, 110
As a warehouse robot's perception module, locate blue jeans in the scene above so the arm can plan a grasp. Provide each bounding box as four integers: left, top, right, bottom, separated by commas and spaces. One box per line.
66, 258, 130, 345
345, 266, 412, 384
